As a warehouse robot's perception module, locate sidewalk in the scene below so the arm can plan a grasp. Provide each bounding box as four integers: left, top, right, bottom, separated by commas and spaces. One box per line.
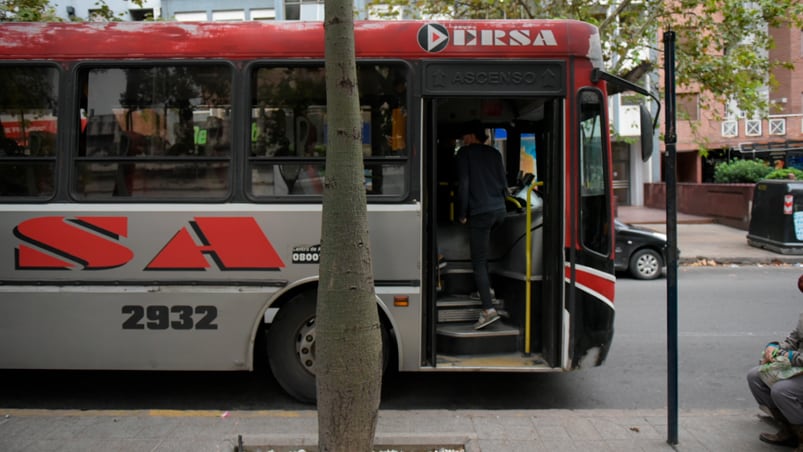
618, 206, 803, 265
0, 407, 785, 451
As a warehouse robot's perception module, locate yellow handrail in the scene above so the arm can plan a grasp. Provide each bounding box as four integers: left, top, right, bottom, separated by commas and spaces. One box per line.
524, 181, 543, 355
505, 196, 522, 209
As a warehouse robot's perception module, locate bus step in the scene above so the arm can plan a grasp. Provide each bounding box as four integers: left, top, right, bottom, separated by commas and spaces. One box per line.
438, 307, 481, 323
436, 294, 504, 307
438, 296, 482, 309
436, 296, 505, 323
436, 322, 519, 355
436, 296, 482, 308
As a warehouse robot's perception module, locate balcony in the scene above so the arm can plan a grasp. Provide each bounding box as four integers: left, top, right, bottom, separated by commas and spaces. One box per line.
719, 114, 803, 140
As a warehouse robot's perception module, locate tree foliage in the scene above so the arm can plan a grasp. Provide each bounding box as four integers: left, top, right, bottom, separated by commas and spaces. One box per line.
369, 0, 803, 120
1, 0, 59, 21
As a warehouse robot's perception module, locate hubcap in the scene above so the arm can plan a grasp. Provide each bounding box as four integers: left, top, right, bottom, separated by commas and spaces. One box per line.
295, 318, 316, 374
636, 254, 659, 277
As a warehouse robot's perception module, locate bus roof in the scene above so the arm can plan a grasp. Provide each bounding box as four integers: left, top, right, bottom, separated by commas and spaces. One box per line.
0, 20, 601, 65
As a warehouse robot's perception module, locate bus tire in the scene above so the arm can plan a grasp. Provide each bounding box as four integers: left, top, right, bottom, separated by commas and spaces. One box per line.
265, 290, 394, 404
266, 291, 318, 404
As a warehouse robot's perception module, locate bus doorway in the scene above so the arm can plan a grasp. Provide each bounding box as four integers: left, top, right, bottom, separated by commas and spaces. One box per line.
424, 96, 565, 370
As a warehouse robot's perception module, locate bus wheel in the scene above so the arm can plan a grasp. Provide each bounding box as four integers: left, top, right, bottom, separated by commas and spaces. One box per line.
266, 290, 394, 404
266, 291, 317, 404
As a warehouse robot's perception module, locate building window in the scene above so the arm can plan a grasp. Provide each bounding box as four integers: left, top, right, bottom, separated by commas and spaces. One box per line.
678, 93, 699, 121
285, 0, 324, 21
745, 119, 762, 137
175, 11, 208, 21
212, 10, 244, 21
87, 9, 107, 21
250, 9, 276, 20
769, 118, 786, 136
721, 120, 738, 137
130, 9, 154, 21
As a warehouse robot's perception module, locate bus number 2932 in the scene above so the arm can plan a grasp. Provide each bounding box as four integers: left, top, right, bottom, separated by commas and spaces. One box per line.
122, 305, 219, 330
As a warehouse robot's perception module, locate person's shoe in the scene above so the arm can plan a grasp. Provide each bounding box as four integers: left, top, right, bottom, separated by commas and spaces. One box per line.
474, 308, 500, 330
760, 426, 798, 447
761, 407, 798, 447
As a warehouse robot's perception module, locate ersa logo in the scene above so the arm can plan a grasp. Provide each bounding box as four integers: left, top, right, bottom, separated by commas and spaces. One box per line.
417, 23, 558, 53
13, 216, 285, 271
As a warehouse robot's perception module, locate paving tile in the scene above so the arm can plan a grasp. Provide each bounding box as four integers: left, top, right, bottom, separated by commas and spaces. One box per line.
469, 414, 536, 440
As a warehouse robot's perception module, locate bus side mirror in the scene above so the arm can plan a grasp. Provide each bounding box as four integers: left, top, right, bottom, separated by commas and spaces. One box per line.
640, 104, 654, 162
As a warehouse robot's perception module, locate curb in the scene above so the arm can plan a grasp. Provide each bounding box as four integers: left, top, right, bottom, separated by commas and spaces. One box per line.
679, 257, 803, 266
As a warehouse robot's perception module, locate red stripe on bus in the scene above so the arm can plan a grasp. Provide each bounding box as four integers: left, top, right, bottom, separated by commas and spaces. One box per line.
564, 265, 615, 306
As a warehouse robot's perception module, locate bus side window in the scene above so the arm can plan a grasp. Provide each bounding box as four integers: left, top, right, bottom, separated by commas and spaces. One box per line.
74, 65, 232, 201
0, 65, 58, 198
578, 89, 611, 255
248, 64, 408, 199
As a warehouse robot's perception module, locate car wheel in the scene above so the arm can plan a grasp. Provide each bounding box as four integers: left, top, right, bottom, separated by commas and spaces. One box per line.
629, 248, 663, 280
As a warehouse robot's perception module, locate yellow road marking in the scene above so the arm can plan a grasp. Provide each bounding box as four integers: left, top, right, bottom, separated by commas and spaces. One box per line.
0, 408, 310, 418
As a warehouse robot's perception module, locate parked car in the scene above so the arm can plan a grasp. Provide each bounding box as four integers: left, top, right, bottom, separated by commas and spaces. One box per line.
614, 219, 669, 280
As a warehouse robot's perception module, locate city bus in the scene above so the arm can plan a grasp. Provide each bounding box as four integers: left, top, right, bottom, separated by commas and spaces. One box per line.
0, 20, 653, 403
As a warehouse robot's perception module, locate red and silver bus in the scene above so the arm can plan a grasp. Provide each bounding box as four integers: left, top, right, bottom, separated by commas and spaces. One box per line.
0, 20, 649, 403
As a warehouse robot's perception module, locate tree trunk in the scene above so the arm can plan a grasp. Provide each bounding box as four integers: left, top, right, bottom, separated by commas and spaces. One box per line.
317, 0, 382, 450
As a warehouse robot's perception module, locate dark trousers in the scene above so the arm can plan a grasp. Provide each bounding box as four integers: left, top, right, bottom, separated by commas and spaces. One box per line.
468, 208, 506, 310
747, 365, 803, 424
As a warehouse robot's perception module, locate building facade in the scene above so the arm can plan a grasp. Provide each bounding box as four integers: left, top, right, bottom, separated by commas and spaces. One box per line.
663, 24, 803, 185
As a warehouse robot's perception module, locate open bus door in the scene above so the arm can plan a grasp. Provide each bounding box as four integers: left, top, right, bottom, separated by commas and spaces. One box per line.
424, 92, 565, 371
423, 97, 439, 368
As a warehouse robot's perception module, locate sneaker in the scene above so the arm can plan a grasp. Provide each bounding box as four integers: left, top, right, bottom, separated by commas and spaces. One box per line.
474, 308, 500, 330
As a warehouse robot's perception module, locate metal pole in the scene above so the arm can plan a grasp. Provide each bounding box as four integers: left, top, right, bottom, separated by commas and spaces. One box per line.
663, 30, 679, 446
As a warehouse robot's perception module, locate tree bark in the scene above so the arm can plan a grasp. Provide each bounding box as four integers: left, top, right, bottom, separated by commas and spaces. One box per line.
317, 0, 382, 450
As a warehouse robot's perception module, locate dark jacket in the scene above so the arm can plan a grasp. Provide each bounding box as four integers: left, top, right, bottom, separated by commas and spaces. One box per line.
456, 143, 507, 220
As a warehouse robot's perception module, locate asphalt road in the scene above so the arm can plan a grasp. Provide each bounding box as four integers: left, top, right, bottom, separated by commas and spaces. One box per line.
0, 265, 800, 412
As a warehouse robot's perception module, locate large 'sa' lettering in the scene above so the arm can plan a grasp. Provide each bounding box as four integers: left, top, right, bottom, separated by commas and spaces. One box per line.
15, 217, 133, 270
146, 217, 284, 271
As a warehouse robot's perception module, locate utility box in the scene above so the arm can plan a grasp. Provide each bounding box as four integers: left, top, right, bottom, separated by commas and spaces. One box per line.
747, 180, 803, 254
